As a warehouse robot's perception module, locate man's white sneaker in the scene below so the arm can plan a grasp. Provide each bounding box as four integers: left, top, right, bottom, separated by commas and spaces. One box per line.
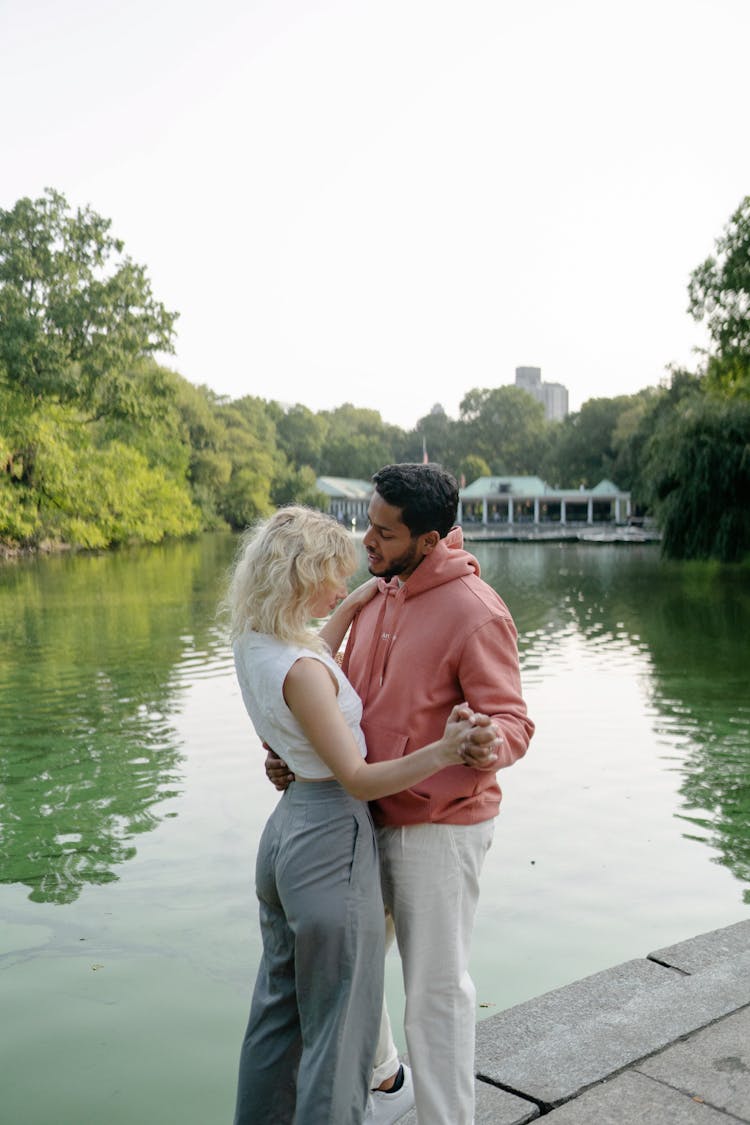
364, 1064, 414, 1125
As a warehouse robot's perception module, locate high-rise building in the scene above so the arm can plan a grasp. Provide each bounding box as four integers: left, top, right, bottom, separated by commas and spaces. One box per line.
514, 366, 569, 422
515, 366, 542, 394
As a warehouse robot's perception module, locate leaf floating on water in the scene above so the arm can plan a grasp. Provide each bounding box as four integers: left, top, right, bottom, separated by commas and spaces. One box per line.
91, 964, 105, 971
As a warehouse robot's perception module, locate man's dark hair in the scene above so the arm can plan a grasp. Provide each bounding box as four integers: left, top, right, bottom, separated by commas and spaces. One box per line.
371, 463, 459, 538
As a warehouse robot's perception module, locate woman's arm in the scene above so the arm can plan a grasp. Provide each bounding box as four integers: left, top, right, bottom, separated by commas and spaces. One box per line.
283, 658, 499, 802
318, 578, 379, 656
264, 580, 379, 786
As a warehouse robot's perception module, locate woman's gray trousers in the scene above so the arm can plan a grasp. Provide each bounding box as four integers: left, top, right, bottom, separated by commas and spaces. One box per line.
233, 779, 384, 1124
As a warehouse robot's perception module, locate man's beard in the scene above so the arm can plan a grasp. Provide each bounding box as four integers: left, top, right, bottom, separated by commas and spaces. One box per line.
368, 539, 421, 581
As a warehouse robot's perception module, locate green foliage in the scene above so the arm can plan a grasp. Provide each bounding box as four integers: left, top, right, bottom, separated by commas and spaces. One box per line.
703, 352, 750, 399
276, 403, 328, 471
0, 396, 200, 549
41, 441, 201, 548
0, 191, 202, 550
0, 189, 177, 420
213, 398, 280, 528
458, 454, 491, 484
633, 195, 750, 562
688, 195, 750, 361
318, 404, 405, 478
407, 404, 462, 473
459, 385, 547, 474
644, 394, 750, 563
543, 393, 645, 489
608, 390, 659, 492
271, 463, 328, 509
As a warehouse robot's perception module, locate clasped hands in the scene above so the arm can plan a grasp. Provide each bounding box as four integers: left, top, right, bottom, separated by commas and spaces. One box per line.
449, 704, 503, 768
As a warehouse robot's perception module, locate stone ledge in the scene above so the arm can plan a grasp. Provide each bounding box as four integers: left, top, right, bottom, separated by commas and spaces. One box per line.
649, 918, 750, 974
635, 1004, 750, 1121
474, 925, 750, 1109
540, 1070, 731, 1124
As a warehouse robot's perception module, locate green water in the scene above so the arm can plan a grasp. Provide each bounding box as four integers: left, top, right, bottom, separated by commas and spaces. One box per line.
1, 535, 748, 1124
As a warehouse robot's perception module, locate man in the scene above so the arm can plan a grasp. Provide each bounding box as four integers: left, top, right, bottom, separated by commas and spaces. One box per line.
268, 463, 534, 1125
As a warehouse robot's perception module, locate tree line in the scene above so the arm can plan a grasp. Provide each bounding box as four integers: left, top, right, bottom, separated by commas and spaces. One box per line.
1, 189, 748, 561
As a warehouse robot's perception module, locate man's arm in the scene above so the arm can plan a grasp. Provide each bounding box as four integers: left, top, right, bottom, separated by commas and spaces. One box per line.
458, 615, 534, 771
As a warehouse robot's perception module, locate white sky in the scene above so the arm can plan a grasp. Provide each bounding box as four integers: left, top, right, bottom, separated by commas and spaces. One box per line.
2, 0, 748, 431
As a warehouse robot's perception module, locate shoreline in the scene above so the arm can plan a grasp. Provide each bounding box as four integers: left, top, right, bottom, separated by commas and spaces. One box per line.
460, 524, 661, 545
1, 525, 661, 561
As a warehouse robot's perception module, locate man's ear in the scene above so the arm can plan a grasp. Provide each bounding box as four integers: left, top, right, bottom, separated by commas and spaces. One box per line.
419, 530, 440, 555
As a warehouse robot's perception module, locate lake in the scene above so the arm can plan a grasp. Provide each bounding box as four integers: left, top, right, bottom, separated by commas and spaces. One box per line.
1, 534, 748, 1125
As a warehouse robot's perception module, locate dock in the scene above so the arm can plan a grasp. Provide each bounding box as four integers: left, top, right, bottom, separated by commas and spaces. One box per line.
460, 525, 661, 545
402, 919, 750, 1123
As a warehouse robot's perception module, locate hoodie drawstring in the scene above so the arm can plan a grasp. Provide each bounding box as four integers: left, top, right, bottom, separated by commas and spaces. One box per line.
358, 581, 400, 708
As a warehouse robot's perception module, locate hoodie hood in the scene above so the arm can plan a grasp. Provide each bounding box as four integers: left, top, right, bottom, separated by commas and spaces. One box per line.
395, 524, 480, 598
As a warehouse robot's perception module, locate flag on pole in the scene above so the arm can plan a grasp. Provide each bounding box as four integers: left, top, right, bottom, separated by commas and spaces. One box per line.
422, 436, 428, 464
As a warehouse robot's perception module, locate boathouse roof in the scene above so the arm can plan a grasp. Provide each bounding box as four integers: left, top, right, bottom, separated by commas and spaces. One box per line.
460, 476, 628, 499
316, 477, 373, 499
461, 476, 550, 498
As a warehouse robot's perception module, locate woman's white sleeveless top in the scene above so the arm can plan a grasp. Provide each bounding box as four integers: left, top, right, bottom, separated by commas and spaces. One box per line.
233, 630, 367, 779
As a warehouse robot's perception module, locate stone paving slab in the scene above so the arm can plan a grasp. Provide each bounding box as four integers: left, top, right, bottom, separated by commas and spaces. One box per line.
540, 1070, 733, 1125
474, 951, 750, 1108
635, 1004, 750, 1121
649, 919, 750, 975
398, 1078, 539, 1125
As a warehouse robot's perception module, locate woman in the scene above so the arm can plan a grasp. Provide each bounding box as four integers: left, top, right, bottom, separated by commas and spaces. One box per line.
227, 506, 499, 1125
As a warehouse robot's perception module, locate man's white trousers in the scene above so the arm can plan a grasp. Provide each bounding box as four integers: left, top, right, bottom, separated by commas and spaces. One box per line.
372, 819, 495, 1125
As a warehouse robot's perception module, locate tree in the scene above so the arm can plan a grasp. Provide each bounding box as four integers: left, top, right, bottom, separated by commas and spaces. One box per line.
615, 375, 702, 509
407, 404, 462, 474
542, 394, 641, 488
609, 388, 661, 494
318, 404, 401, 479
276, 403, 328, 472
644, 395, 750, 563
703, 352, 750, 400
630, 196, 750, 562
213, 398, 279, 528
688, 195, 750, 363
0, 189, 177, 420
457, 454, 491, 486
0, 391, 200, 548
459, 386, 546, 474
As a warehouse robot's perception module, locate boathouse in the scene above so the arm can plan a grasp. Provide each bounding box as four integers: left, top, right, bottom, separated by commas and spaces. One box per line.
458, 476, 631, 527
316, 474, 632, 531
315, 476, 373, 528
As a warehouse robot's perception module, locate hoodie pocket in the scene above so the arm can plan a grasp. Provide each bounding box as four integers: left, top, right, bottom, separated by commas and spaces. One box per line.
361, 721, 434, 816
361, 720, 409, 762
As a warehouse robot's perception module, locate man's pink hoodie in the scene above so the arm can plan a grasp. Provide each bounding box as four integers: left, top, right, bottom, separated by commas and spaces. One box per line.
342, 527, 534, 827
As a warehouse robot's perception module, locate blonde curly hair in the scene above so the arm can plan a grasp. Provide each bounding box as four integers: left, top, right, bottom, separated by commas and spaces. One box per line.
226, 506, 358, 652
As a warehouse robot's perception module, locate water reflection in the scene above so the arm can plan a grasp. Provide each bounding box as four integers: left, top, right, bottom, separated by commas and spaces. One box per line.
1, 536, 748, 907
474, 542, 750, 902
0, 535, 236, 903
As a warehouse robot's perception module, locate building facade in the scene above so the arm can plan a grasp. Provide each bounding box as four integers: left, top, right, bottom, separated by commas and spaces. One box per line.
515, 366, 569, 422
459, 476, 631, 526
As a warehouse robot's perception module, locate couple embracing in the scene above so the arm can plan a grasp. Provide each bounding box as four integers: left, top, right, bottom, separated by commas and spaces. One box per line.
226, 463, 534, 1124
